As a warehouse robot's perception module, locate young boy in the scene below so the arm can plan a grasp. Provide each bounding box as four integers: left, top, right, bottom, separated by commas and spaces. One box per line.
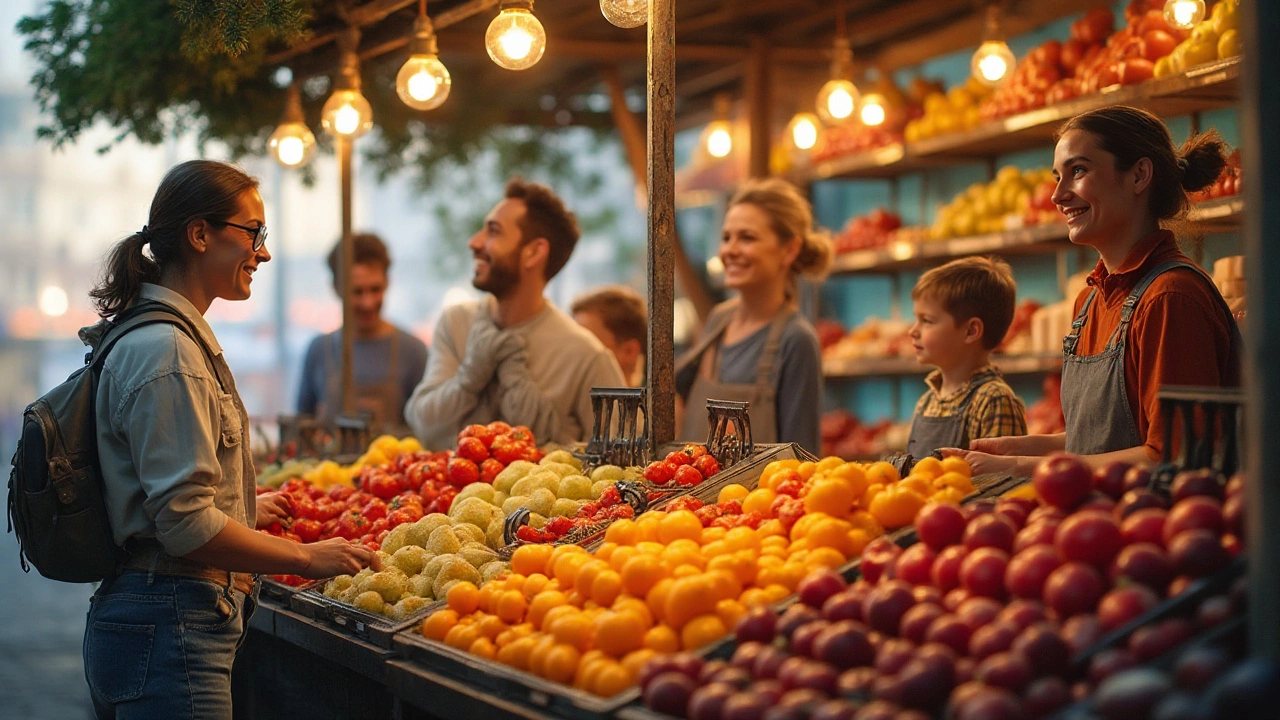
906, 256, 1027, 460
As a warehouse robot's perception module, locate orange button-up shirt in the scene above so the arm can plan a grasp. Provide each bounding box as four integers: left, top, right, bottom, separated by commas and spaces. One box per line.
1070, 230, 1240, 460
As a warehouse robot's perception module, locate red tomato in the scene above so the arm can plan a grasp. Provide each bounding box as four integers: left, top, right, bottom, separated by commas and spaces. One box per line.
643, 460, 678, 484
1140, 30, 1178, 62
456, 436, 490, 464
1118, 58, 1155, 85
368, 518, 391, 536
486, 421, 512, 436
335, 510, 370, 540
291, 497, 317, 520
491, 438, 525, 465
507, 425, 534, 444
447, 457, 481, 488
1061, 38, 1087, 75
361, 498, 388, 522
480, 458, 504, 483
459, 423, 496, 448
292, 518, 322, 543
693, 454, 721, 479
327, 485, 355, 502
664, 450, 693, 467
1078, 7, 1115, 46
673, 465, 703, 487
681, 443, 709, 459
363, 469, 402, 500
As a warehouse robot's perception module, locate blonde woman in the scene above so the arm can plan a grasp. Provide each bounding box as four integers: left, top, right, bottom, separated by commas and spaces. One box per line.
676, 178, 832, 454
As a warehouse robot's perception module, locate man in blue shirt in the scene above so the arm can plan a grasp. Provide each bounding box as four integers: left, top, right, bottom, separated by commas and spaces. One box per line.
297, 233, 428, 435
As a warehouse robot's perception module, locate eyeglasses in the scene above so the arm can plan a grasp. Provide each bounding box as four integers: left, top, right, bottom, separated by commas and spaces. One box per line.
210, 220, 268, 252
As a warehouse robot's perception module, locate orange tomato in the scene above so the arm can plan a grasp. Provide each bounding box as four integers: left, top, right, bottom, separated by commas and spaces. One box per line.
593, 611, 647, 658
446, 581, 480, 615
591, 569, 623, 607
620, 554, 667, 597
510, 543, 555, 577
421, 609, 459, 641
869, 486, 927, 529
642, 624, 681, 653
681, 614, 729, 651
495, 589, 529, 624
541, 643, 582, 684
527, 590, 568, 629
804, 479, 856, 518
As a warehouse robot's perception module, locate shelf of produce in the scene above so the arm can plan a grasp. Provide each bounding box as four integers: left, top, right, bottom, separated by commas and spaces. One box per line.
823, 354, 1063, 380
828, 195, 1240, 276
798, 58, 1241, 183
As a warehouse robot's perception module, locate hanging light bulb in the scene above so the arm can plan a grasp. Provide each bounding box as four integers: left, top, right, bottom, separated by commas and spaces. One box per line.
702, 94, 734, 159
971, 5, 1016, 87
786, 112, 820, 151
816, 37, 860, 125
396, 5, 451, 110
600, 0, 647, 28
322, 29, 373, 138
859, 93, 888, 127
1163, 0, 1205, 30
268, 83, 317, 168
486, 0, 546, 71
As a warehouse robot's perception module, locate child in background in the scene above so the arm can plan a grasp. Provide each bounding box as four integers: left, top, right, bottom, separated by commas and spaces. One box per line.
572, 285, 648, 386
906, 256, 1027, 460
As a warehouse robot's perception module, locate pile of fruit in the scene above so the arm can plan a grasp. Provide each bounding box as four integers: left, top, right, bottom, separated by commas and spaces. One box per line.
513, 484, 638, 544
819, 410, 909, 463
637, 453, 1246, 718
1190, 148, 1243, 202
821, 317, 912, 363
832, 209, 903, 255
320, 513, 507, 619
930, 166, 1057, 240
810, 77, 932, 164
1156, 0, 1241, 78
416, 456, 977, 696
905, 77, 995, 143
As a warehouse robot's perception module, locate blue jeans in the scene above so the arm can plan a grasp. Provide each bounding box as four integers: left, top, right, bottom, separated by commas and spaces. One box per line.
83, 571, 256, 720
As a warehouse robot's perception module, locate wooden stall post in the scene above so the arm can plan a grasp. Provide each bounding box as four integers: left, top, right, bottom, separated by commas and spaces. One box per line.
1240, 0, 1280, 660
646, 0, 676, 453
338, 134, 356, 416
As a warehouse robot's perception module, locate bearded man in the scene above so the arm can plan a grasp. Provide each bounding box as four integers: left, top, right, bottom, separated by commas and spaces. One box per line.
404, 179, 625, 448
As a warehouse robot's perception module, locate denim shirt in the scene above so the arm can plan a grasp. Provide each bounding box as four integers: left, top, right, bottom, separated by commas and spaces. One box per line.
79, 284, 255, 557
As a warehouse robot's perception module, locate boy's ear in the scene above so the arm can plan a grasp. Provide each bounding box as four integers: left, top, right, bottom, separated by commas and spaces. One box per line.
965, 317, 985, 345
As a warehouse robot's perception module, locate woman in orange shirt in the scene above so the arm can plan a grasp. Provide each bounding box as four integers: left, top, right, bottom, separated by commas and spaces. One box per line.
949, 105, 1241, 475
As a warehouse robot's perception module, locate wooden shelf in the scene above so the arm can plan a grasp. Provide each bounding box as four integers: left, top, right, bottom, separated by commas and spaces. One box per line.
797, 58, 1241, 183
823, 353, 1063, 380
829, 195, 1243, 275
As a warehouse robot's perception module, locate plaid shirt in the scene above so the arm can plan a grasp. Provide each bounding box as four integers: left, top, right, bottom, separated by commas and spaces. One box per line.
912, 363, 1027, 441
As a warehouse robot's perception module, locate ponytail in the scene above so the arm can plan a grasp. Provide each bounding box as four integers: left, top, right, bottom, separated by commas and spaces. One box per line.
89, 232, 162, 318
1178, 130, 1228, 195
793, 228, 834, 283
88, 159, 259, 319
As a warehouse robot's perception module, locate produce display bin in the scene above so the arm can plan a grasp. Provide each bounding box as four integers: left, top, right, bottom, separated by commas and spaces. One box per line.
258, 576, 316, 604
289, 587, 444, 650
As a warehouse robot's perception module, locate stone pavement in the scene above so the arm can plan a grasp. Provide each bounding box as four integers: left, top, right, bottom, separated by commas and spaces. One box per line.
0, 531, 95, 719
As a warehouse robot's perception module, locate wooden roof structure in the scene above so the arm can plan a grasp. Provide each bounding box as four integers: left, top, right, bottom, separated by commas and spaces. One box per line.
264, 0, 1116, 147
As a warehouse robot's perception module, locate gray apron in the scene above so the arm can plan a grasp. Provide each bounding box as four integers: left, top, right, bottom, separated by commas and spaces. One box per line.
317, 331, 408, 436
1061, 259, 1240, 455
905, 375, 998, 458
677, 300, 791, 444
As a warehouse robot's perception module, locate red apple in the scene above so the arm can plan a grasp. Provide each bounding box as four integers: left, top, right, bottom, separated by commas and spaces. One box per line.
1055, 511, 1124, 568
1006, 544, 1064, 599
1168, 529, 1230, 577
963, 514, 1017, 553
862, 581, 916, 636
1097, 585, 1161, 631
1033, 453, 1094, 510
1043, 562, 1105, 617
931, 546, 968, 592
960, 547, 1011, 599
1093, 461, 1132, 499
894, 543, 938, 586
1110, 542, 1174, 590
1012, 623, 1072, 676
797, 568, 848, 609
916, 502, 967, 551
1163, 497, 1225, 545
899, 603, 945, 645
1121, 507, 1168, 546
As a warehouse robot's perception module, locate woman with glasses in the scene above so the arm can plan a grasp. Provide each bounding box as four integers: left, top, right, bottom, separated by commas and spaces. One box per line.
80, 160, 376, 718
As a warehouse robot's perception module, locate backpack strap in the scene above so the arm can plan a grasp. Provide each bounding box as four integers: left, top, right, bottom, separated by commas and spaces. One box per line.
89, 301, 225, 392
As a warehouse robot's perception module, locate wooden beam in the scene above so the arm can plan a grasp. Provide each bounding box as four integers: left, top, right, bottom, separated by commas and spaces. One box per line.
678, 0, 817, 35
745, 36, 771, 178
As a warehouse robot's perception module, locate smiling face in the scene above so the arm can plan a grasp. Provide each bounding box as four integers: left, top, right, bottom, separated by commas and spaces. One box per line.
1052, 129, 1150, 250
205, 188, 269, 302
348, 263, 388, 334
909, 295, 980, 369
468, 198, 536, 298
719, 202, 800, 294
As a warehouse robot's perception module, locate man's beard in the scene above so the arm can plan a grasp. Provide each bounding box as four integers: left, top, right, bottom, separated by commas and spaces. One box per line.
472, 251, 521, 298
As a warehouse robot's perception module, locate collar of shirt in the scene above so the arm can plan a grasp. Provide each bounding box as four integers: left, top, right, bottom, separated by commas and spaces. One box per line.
1084, 229, 1181, 302
923, 363, 1001, 403
138, 283, 224, 355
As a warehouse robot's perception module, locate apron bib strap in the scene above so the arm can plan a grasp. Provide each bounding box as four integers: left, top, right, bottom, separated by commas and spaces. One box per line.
1062, 288, 1098, 357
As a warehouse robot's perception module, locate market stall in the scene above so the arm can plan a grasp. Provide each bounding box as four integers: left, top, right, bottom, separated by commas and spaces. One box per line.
13, 0, 1278, 717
